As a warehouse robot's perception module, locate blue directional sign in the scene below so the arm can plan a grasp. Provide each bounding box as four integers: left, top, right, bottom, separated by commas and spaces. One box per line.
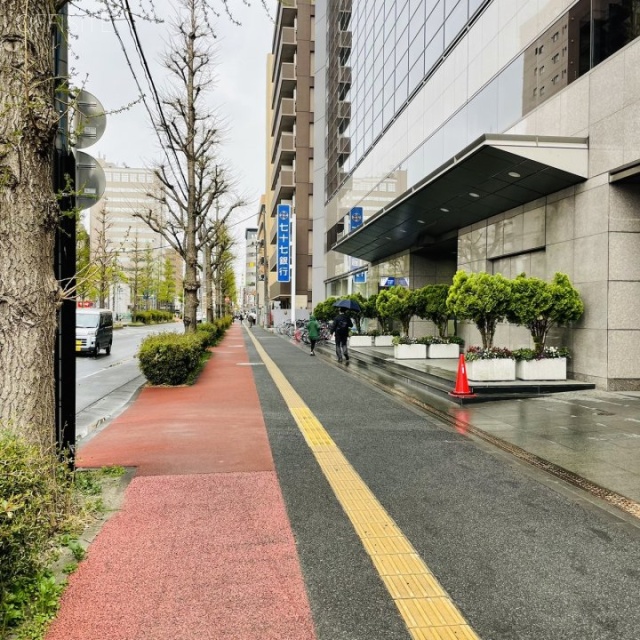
350, 206, 363, 231
380, 276, 409, 288
353, 271, 367, 284
277, 204, 291, 283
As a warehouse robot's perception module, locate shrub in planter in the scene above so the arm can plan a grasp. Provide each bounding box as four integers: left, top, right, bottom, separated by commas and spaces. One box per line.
507, 272, 584, 356
513, 347, 570, 380
447, 271, 512, 349
138, 332, 207, 385
465, 346, 516, 381
465, 345, 514, 361
413, 284, 451, 337
376, 286, 416, 336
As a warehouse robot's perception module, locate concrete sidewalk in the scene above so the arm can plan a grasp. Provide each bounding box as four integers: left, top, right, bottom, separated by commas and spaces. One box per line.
313, 338, 640, 512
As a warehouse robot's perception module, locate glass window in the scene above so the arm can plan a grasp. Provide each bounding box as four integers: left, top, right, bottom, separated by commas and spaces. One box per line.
396, 50, 409, 79
445, 0, 462, 17
396, 1, 410, 35
409, 12, 425, 44
469, 0, 485, 16
592, 0, 640, 66
424, 28, 444, 72
396, 73, 409, 106
425, 0, 444, 42
409, 54, 425, 90
409, 29, 425, 68
444, 0, 467, 48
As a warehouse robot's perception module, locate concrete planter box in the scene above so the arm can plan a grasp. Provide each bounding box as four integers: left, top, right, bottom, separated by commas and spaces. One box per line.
394, 344, 427, 359
349, 335, 373, 347
427, 343, 460, 359
466, 358, 516, 381
516, 358, 567, 381
373, 335, 394, 347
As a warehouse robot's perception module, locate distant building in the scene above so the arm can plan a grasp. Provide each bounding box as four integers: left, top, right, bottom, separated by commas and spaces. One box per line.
87, 161, 183, 316
266, 0, 315, 316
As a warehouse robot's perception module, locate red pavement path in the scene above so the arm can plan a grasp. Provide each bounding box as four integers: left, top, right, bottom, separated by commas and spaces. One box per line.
46, 324, 317, 640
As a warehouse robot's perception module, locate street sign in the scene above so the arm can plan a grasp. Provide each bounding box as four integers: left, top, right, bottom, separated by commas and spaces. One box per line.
350, 206, 363, 231
277, 204, 291, 283
74, 150, 106, 210
72, 90, 107, 149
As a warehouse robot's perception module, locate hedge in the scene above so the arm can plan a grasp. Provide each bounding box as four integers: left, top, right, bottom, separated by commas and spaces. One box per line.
138, 332, 208, 385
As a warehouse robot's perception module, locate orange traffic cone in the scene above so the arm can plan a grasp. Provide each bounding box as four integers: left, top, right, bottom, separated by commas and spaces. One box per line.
449, 354, 476, 398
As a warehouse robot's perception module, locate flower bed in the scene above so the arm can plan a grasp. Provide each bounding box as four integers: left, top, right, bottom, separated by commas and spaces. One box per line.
465, 346, 515, 381
513, 347, 569, 381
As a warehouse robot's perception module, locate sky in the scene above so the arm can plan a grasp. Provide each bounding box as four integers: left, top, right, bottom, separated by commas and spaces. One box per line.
70, 0, 275, 259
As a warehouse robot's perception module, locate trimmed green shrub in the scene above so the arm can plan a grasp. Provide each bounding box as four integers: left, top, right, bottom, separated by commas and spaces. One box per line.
413, 284, 451, 337
446, 271, 512, 349
506, 272, 584, 355
138, 332, 207, 385
132, 310, 174, 324
197, 322, 221, 347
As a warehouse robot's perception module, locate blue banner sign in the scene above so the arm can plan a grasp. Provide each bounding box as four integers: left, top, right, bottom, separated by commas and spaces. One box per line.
380, 276, 409, 288
350, 206, 363, 231
353, 272, 367, 284
277, 204, 291, 282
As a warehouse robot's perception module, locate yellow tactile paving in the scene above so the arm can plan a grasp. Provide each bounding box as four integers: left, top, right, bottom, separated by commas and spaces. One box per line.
248, 332, 482, 640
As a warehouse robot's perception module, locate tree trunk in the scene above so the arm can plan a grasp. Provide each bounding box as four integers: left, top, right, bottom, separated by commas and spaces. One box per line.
203, 243, 214, 323
0, 3, 60, 446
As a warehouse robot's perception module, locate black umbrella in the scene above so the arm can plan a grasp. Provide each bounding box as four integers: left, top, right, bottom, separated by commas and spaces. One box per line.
333, 299, 361, 312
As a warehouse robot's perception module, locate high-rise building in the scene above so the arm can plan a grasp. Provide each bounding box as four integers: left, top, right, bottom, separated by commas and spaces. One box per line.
87, 161, 183, 317
267, 0, 315, 316
316, 0, 640, 390
243, 227, 259, 312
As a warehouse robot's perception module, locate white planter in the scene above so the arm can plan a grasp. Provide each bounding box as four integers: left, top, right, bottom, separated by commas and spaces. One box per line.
349, 335, 373, 347
373, 335, 394, 347
466, 358, 516, 381
516, 358, 567, 381
427, 343, 460, 359
394, 344, 427, 359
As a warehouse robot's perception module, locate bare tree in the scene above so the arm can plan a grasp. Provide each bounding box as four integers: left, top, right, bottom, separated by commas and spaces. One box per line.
91, 201, 125, 308
0, 0, 265, 440
134, 0, 244, 333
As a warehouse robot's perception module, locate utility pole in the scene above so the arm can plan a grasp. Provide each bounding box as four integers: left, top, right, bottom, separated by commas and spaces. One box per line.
53, 6, 76, 464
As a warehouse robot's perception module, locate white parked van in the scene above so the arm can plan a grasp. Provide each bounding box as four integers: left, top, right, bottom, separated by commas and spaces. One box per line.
76, 309, 113, 356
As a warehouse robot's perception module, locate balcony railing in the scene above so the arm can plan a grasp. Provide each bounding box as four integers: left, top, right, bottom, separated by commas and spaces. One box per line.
271, 132, 296, 182
272, 97, 296, 137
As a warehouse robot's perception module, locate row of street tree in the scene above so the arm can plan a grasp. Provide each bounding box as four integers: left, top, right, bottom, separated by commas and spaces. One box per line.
0, 0, 251, 443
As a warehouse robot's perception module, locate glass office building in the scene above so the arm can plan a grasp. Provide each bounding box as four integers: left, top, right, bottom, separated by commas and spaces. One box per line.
313, 0, 640, 390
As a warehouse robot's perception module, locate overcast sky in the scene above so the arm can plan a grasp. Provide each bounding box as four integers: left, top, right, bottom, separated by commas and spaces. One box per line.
70, 0, 275, 244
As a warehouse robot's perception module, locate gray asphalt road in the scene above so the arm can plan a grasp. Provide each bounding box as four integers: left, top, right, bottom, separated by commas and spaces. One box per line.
246, 330, 640, 640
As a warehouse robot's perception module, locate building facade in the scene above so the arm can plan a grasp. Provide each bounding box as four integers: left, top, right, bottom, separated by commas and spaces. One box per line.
316, 0, 640, 390
267, 0, 316, 316
243, 227, 259, 313
88, 161, 182, 317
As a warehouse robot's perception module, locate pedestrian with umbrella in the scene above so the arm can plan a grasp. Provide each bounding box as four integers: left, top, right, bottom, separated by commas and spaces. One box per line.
331, 299, 358, 363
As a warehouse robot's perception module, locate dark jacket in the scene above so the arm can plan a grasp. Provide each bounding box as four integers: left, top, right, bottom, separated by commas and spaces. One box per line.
331, 312, 353, 338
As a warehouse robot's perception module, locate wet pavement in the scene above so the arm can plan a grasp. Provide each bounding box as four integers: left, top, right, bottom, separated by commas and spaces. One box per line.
312, 341, 640, 510
57, 323, 640, 640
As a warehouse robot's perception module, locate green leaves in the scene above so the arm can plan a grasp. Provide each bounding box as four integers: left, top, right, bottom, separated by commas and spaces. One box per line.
446, 271, 512, 349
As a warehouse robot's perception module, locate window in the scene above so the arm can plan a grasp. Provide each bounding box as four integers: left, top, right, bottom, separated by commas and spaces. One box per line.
552, 31, 559, 42
552, 53, 559, 63
552, 74, 559, 84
